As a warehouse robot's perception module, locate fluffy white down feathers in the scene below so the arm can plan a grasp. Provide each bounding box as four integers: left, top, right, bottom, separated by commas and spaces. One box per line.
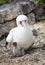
6, 15, 34, 49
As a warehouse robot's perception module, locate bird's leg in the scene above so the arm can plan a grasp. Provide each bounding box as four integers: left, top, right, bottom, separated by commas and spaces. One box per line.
12, 42, 17, 56
12, 42, 25, 57
20, 48, 25, 56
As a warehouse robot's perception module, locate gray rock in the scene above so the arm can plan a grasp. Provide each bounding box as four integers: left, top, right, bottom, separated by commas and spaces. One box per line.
0, 20, 16, 38
33, 4, 45, 21
27, 13, 35, 24
0, 0, 35, 23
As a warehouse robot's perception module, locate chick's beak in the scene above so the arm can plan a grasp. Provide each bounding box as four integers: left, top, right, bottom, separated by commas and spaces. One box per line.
22, 21, 26, 27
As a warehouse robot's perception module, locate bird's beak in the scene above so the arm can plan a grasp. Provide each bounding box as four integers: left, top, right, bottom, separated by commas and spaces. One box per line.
22, 21, 26, 27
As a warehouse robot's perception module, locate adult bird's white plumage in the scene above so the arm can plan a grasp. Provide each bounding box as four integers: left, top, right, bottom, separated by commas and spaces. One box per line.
6, 15, 34, 49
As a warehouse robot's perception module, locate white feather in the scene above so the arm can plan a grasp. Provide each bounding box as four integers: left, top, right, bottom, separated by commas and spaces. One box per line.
6, 15, 34, 49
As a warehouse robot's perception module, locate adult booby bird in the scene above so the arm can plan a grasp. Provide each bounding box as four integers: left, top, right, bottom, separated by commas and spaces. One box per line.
5, 15, 34, 50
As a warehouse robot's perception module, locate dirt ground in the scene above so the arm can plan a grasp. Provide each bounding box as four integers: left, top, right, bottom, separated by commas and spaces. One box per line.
0, 20, 45, 65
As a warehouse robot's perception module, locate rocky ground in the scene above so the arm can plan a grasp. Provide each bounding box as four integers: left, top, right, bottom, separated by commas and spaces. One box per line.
0, 20, 45, 65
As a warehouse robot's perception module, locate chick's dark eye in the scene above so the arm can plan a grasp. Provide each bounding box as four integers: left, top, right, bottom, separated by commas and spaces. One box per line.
20, 21, 22, 24
25, 20, 26, 22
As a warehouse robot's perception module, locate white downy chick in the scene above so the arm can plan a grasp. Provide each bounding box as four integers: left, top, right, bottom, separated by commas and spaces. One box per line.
6, 15, 34, 49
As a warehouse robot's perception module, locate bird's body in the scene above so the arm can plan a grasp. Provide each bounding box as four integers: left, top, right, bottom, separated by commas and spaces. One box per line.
6, 15, 34, 50
6, 24, 34, 49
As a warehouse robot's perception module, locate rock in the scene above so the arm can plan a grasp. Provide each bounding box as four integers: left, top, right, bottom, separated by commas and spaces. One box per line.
0, 4, 22, 23
0, 20, 16, 39
32, 29, 38, 36
0, 0, 35, 23
28, 13, 35, 24
33, 24, 39, 30
33, 4, 45, 21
